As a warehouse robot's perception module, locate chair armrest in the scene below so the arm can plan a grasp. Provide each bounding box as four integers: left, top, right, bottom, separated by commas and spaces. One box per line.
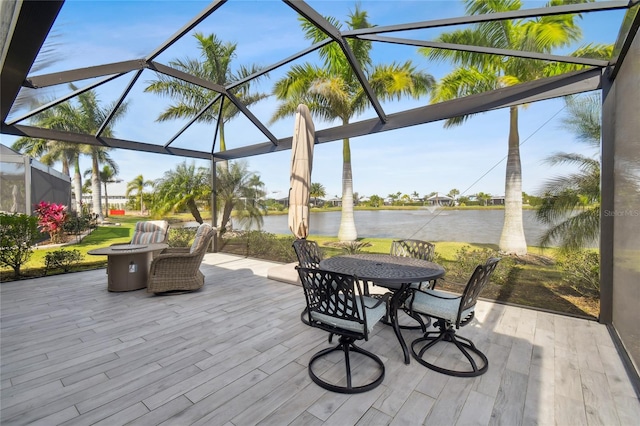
414, 286, 461, 300
152, 249, 196, 262
149, 252, 201, 276
159, 247, 190, 255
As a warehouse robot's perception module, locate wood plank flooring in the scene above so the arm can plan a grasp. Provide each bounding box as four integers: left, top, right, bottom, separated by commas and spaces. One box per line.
2, 253, 639, 425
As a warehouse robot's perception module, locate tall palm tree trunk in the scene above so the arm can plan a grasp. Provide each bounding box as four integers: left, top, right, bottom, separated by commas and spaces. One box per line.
91, 154, 104, 222
103, 182, 110, 218
338, 138, 357, 241
216, 123, 228, 230
218, 121, 229, 173
73, 156, 82, 214
187, 199, 204, 224
499, 106, 527, 255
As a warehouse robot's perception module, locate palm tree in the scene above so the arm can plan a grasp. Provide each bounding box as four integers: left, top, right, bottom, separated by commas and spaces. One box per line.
216, 160, 266, 234
310, 182, 326, 207
476, 192, 492, 206
419, 0, 611, 255
246, 174, 266, 208
152, 161, 211, 224
271, 5, 434, 241
145, 32, 268, 229
126, 175, 154, 214
447, 188, 460, 200
536, 93, 601, 250
145, 32, 268, 167
83, 161, 120, 218
97, 165, 122, 217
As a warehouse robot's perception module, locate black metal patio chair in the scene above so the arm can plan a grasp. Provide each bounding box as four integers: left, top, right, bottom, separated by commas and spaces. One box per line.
408, 257, 501, 377
297, 267, 388, 393
292, 239, 322, 325
390, 239, 437, 290
292, 239, 322, 269
389, 239, 437, 331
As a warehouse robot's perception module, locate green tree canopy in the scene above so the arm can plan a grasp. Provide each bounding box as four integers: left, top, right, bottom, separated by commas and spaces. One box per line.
536, 93, 601, 250
152, 161, 211, 224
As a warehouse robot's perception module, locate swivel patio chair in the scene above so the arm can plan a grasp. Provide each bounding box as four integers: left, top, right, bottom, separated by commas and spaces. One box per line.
297, 267, 388, 393
292, 239, 322, 324
390, 239, 437, 290
292, 239, 322, 269
147, 223, 214, 294
390, 239, 437, 331
408, 257, 501, 377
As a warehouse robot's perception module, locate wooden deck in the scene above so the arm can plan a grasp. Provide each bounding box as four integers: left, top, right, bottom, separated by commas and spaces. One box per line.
2, 253, 639, 425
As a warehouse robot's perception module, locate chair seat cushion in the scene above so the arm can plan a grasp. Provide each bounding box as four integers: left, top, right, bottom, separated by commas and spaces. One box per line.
311, 295, 386, 335
411, 288, 473, 323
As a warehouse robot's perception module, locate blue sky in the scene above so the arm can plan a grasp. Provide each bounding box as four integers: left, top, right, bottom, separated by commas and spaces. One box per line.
2, 0, 624, 200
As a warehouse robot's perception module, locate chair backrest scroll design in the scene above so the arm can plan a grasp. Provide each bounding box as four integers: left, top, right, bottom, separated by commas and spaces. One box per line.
457, 257, 501, 325
297, 267, 368, 339
390, 239, 435, 262
292, 239, 322, 268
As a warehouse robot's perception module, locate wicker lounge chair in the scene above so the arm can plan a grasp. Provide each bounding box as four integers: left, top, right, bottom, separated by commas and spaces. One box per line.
109, 220, 170, 260
111, 220, 170, 245
146, 223, 214, 294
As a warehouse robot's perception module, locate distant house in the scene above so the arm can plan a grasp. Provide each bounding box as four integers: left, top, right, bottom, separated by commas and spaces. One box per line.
326, 197, 342, 207
266, 190, 289, 207
490, 195, 505, 205
310, 197, 325, 207
426, 193, 454, 206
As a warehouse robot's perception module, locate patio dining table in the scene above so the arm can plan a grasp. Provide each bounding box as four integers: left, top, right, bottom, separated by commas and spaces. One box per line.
319, 253, 445, 364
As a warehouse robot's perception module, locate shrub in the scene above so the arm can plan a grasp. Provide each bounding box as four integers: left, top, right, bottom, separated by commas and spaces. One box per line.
557, 250, 600, 297
340, 241, 369, 254
34, 201, 68, 244
245, 231, 297, 262
0, 213, 39, 279
45, 249, 83, 274
62, 212, 93, 235
168, 227, 197, 247
446, 245, 516, 286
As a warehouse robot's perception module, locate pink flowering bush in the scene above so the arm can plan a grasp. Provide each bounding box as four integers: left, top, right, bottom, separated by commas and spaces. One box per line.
34, 202, 68, 244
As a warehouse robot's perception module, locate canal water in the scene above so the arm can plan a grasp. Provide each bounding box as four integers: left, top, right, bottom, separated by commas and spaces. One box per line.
238, 209, 556, 246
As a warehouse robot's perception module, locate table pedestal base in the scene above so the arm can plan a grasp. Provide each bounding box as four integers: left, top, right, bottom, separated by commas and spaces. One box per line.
107, 251, 152, 292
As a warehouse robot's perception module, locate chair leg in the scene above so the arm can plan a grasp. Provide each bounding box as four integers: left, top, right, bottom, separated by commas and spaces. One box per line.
410, 321, 488, 377
308, 336, 385, 394
401, 307, 431, 331
300, 307, 310, 325
378, 289, 430, 331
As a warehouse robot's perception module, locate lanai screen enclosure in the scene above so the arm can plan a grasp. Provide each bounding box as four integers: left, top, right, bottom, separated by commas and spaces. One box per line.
1, 0, 638, 390
0, 143, 71, 215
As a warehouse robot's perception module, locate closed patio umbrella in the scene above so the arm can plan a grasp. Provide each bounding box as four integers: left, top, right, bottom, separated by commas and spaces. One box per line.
288, 104, 315, 239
